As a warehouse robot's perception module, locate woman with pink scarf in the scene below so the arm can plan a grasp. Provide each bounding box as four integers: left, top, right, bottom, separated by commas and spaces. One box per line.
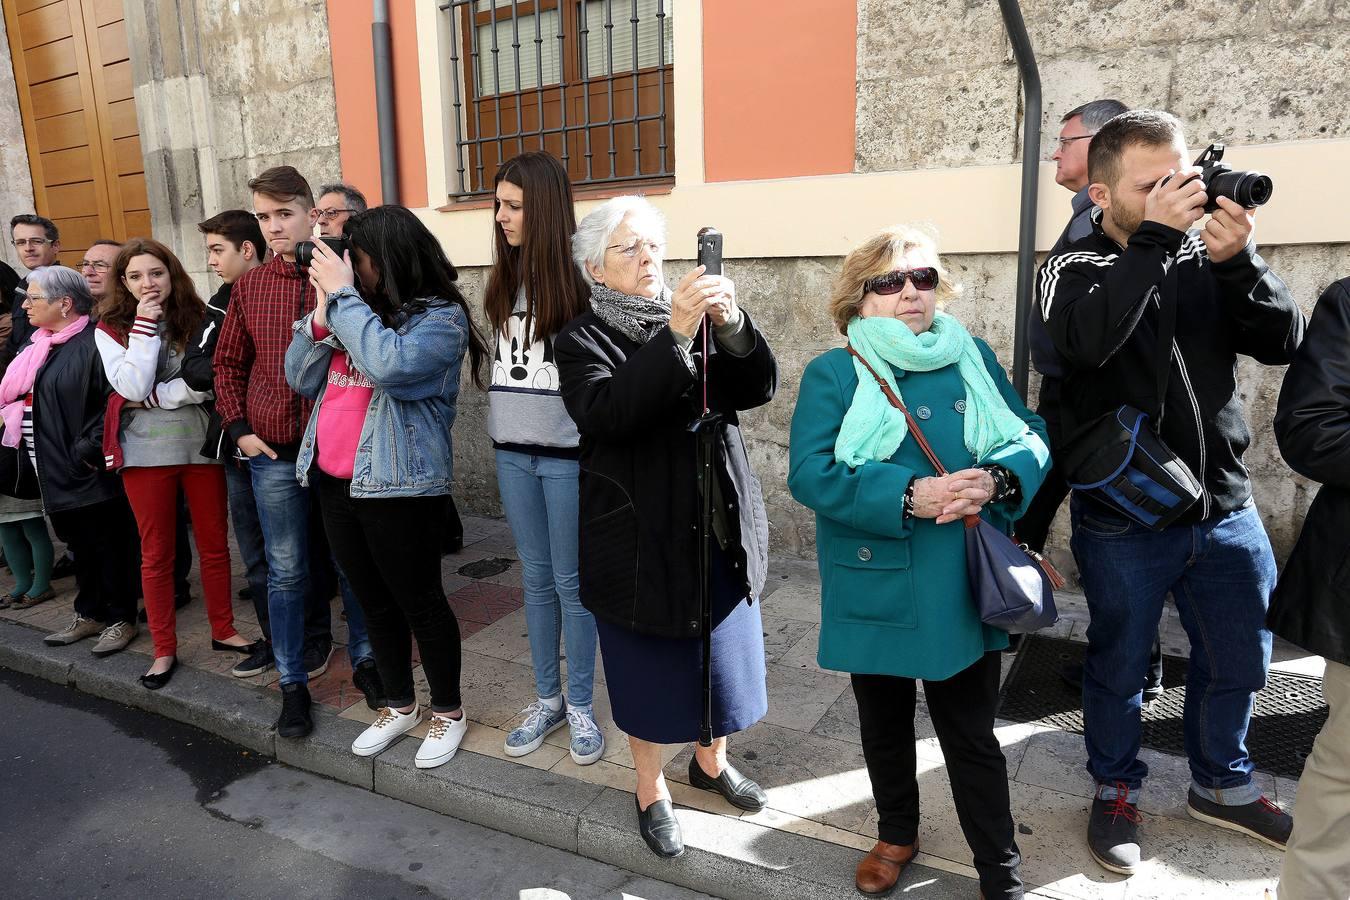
0, 266, 141, 656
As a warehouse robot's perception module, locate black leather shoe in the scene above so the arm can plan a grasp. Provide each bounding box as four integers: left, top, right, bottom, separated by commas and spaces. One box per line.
635, 797, 684, 858
687, 757, 768, 811
212, 638, 258, 654
277, 683, 313, 739
352, 660, 385, 711
139, 658, 178, 691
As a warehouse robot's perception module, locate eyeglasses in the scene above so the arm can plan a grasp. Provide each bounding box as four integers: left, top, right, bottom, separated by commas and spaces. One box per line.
23, 293, 49, 303
865, 268, 940, 295
1055, 134, 1094, 151
80, 260, 112, 272
12, 238, 51, 248
316, 208, 355, 222
606, 239, 664, 260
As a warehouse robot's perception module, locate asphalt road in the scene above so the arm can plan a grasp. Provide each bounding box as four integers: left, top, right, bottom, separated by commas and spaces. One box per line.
0, 666, 711, 900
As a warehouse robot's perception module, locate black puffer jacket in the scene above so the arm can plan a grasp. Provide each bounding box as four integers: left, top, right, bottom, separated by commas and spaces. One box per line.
29, 326, 122, 512
556, 312, 776, 638
1271, 276, 1350, 667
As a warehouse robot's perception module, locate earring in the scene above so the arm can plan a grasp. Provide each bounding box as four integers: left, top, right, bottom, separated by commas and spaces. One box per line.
62, 309, 68, 319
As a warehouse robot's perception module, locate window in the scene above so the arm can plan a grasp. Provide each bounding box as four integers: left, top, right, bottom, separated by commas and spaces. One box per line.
442, 0, 675, 198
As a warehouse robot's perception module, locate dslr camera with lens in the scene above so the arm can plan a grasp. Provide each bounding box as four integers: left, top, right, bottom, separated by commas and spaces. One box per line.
294, 236, 349, 270
1193, 144, 1273, 212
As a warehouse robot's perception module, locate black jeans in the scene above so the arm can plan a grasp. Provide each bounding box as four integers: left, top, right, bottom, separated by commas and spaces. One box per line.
49, 496, 141, 625
317, 474, 461, 712
852, 652, 1024, 900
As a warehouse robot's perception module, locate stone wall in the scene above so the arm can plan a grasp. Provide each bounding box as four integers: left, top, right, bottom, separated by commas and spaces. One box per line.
0, 12, 35, 271
124, 0, 341, 289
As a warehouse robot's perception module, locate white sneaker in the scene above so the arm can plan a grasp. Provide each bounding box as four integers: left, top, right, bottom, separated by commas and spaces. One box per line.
351, 705, 420, 757
416, 712, 468, 769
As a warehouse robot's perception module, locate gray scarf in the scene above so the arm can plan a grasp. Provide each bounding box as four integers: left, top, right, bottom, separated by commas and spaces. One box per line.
589, 282, 672, 344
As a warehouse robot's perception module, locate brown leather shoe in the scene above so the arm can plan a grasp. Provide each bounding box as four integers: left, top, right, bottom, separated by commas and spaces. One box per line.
855, 839, 917, 895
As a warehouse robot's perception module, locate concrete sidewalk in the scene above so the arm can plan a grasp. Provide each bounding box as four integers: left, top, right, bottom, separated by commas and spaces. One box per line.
0, 514, 1302, 899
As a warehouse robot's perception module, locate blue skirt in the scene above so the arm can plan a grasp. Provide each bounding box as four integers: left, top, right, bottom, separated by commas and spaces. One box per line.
596, 549, 767, 744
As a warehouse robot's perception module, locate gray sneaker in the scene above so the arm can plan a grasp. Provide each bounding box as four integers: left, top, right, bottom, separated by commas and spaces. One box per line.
1087, 792, 1142, 875
503, 699, 567, 757
44, 615, 105, 646
90, 621, 137, 657
566, 705, 605, 765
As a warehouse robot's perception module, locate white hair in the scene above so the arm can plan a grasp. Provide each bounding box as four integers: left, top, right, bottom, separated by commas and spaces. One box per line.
571, 195, 666, 284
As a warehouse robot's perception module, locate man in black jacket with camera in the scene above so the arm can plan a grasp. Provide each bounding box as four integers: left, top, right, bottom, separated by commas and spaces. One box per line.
1040, 110, 1303, 875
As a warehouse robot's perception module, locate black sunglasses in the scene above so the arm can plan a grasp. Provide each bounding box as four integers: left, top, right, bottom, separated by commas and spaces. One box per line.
865, 267, 939, 295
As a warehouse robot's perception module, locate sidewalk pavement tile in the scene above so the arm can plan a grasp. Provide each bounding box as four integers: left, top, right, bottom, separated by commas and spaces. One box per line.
760, 615, 815, 664
762, 660, 849, 732
461, 607, 532, 661
1273, 775, 1298, 810
1112, 810, 1282, 899
757, 581, 821, 624
776, 624, 847, 679
458, 649, 547, 729
447, 581, 523, 626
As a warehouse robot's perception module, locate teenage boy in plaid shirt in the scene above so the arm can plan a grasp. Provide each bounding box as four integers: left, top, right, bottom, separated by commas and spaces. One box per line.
214, 166, 382, 738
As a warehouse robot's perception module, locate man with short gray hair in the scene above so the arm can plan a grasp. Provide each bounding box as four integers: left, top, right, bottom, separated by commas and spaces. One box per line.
315, 183, 368, 237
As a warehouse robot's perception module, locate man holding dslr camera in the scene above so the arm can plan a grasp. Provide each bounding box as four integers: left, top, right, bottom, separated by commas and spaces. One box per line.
1040, 110, 1303, 874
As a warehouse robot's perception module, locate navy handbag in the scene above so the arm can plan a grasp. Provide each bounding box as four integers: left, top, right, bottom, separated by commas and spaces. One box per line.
847, 348, 1062, 634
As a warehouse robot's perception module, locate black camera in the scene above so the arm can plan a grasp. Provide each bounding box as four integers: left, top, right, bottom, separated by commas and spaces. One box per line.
1194, 144, 1273, 213
294, 236, 349, 270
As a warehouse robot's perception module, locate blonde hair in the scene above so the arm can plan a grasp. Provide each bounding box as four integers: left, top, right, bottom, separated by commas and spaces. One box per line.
828, 224, 961, 336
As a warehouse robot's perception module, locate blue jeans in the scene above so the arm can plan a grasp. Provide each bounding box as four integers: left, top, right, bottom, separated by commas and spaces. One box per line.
224, 460, 270, 636
249, 455, 372, 685
495, 450, 595, 708
1071, 498, 1275, 804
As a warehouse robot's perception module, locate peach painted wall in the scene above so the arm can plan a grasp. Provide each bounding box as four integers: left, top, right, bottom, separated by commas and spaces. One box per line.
701, 0, 856, 182
327, 0, 428, 208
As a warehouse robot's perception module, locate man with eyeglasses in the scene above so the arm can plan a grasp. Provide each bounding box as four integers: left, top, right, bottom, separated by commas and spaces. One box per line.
79, 240, 123, 303
314, 183, 367, 238
7, 215, 63, 363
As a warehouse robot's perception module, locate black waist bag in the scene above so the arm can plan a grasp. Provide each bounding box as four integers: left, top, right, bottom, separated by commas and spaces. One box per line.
1060, 405, 1200, 531
1059, 265, 1201, 531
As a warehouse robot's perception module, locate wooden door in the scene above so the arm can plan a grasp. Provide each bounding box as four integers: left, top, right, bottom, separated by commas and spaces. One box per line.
3, 0, 148, 267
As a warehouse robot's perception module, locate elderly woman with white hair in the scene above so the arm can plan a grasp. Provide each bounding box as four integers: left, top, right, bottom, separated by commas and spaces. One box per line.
0, 266, 142, 655
555, 196, 777, 858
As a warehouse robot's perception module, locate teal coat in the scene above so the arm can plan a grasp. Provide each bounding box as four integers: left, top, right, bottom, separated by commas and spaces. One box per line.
787, 340, 1050, 681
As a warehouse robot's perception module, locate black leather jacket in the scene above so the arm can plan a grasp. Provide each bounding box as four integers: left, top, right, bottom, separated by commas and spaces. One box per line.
1271, 275, 1350, 666
30, 325, 123, 512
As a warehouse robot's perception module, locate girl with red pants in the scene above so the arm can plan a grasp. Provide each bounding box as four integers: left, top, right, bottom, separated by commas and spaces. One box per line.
96, 238, 256, 689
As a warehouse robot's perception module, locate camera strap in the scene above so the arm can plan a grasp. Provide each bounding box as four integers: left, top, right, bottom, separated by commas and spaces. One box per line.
1153, 261, 1180, 426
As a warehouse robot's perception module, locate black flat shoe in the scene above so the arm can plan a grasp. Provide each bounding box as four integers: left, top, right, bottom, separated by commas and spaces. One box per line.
635, 797, 684, 858
688, 757, 768, 811
140, 658, 178, 691
213, 638, 260, 654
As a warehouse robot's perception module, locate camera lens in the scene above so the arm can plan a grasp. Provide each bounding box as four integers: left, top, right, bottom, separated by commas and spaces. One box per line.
1239, 173, 1274, 207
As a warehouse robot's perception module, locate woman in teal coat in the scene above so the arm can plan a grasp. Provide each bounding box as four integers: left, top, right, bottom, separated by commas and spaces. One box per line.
788, 225, 1049, 900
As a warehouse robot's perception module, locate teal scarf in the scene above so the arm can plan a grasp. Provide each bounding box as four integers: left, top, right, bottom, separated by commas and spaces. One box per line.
835, 312, 1028, 467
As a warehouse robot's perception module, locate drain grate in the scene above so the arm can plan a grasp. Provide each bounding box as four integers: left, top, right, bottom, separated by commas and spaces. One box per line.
997, 636, 1326, 780
457, 557, 514, 579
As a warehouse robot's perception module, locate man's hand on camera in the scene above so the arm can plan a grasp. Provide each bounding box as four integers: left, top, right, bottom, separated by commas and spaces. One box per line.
1200, 196, 1255, 264
1145, 166, 1208, 234
670, 265, 721, 339
705, 276, 738, 328
236, 433, 277, 460
307, 239, 354, 305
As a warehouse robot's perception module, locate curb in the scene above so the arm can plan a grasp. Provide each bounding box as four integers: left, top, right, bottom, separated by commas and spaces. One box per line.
0, 618, 981, 900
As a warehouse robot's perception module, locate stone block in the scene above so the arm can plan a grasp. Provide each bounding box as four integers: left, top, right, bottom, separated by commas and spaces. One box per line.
577, 786, 974, 900
857, 0, 1009, 79
1035, 47, 1174, 158
275, 706, 374, 790
1260, 0, 1350, 29
857, 65, 1020, 172
1021, 0, 1267, 55
0, 620, 75, 685
1172, 32, 1350, 146
372, 742, 604, 853
68, 649, 278, 756
242, 10, 335, 89
211, 95, 247, 161
241, 79, 341, 156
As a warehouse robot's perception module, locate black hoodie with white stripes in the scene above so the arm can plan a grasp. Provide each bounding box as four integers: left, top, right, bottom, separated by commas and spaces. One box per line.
1039, 211, 1304, 524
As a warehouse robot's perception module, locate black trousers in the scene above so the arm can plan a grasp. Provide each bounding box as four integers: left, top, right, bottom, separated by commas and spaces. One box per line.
50, 496, 141, 626
317, 474, 461, 712
852, 652, 1024, 899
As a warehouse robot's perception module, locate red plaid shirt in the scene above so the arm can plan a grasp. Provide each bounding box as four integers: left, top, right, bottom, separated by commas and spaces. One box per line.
214, 254, 315, 451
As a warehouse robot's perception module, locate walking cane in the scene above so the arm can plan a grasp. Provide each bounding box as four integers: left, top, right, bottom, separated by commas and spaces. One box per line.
690, 227, 724, 749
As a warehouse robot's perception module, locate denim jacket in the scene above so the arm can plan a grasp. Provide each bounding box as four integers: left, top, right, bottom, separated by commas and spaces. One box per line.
285, 286, 468, 498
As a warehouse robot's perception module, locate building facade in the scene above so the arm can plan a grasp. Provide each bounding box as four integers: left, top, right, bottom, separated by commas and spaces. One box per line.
3, 0, 1348, 570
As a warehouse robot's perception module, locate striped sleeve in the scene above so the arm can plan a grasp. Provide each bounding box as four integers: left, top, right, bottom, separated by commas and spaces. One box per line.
95, 322, 160, 402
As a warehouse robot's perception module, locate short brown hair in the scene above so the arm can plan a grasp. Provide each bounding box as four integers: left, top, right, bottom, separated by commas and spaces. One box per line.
829, 225, 960, 336
1088, 109, 1184, 189
198, 209, 267, 257
247, 165, 314, 209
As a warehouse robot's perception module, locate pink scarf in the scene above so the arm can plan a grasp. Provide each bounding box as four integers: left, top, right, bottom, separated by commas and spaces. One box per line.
0, 314, 90, 448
